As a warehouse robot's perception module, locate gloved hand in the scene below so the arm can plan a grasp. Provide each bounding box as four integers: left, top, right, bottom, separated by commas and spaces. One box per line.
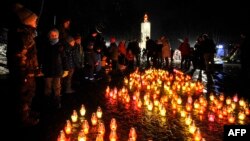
62, 71, 69, 78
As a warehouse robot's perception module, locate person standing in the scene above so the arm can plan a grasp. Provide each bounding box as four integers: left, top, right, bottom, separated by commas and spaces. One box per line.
7, 3, 41, 126
41, 28, 68, 109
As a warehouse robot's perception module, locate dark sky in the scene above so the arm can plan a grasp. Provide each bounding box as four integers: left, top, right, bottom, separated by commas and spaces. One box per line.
1, 0, 249, 47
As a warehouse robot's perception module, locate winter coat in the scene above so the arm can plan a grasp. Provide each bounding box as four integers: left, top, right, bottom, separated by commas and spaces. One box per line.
41, 41, 66, 77
7, 25, 39, 78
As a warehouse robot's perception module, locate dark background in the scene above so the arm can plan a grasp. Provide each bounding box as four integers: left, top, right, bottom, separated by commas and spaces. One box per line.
1, 0, 249, 48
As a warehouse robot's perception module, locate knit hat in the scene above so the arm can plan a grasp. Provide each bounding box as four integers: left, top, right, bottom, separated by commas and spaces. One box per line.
66, 36, 75, 43
14, 3, 38, 26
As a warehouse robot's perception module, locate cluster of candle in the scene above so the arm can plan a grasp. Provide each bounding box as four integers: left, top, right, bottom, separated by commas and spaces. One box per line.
105, 69, 206, 140
206, 93, 250, 124
105, 68, 250, 140
57, 104, 138, 141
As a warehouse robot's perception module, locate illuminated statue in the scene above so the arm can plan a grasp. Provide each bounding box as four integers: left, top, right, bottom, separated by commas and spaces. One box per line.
140, 14, 151, 49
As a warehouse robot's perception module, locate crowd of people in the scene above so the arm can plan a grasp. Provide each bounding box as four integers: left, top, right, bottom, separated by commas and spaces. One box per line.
5, 3, 249, 129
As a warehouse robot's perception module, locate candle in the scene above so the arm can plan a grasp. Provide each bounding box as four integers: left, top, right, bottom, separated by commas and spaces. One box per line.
91, 113, 98, 126
228, 114, 235, 124
194, 100, 200, 109
64, 120, 72, 135
110, 118, 117, 131
96, 134, 104, 141
82, 120, 89, 134
97, 106, 103, 119
189, 121, 196, 134
160, 106, 166, 116
147, 101, 153, 111
185, 114, 192, 125
208, 112, 215, 122
233, 94, 238, 102
219, 93, 224, 101
226, 97, 232, 105
137, 99, 142, 108
109, 130, 117, 141
194, 128, 202, 141
238, 111, 246, 121
71, 110, 78, 122
187, 96, 193, 104
239, 98, 246, 107
209, 93, 215, 101
78, 130, 87, 141
154, 99, 159, 106
180, 110, 187, 118
186, 103, 192, 112
98, 122, 105, 136
129, 127, 137, 141
177, 97, 182, 105
57, 130, 66, 141
80, 104, 86, 116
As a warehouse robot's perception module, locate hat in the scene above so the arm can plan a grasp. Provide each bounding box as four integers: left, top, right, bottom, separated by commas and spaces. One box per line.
66, 36, 75, 43
14, 3, 38, 26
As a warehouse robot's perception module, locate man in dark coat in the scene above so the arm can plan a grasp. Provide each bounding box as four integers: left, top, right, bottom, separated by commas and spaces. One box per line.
7, 3, 41, 126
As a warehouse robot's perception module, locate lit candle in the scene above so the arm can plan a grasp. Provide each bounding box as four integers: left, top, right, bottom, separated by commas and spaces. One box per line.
218, 110, 223, 119
98, 122, 105, 136
177, 97, 182, 105
125, 95, 130, 103
239, 98, 246, 107
78, 130, 87, 141
71, 110, 78, 122
185, 114, 192, 125
226, 97, 232, 105
199, 95, 205, 104
186, 103, 192, 112
217, 102, 223, 110
219, 93, 224, 101
96, 134, 104, 141
238, 111, 246, 121
233, 94, 238, 102
198, 106, 205, 114
231, 102, 236, 110
110, 118, 117, 131
57, 130, 66, 141
208, 112, 215, 122
180, 110, 187, 118
189, 121, 196, 134
209, 93, 215, 101
91, 113, 98, 126
80, 104, 86, 116
194, 128, 202, 141
228, 114, 235, 123
154, 99, 159, 106
187, 96, 193, 104
245, 108, 250, 116
129, 127, 137, 141
114, 87, 118, 95
109, 130, 117, 141
160, 106, 166, 116
106, 86, 110, 94
82, 120, 89, 134
97, 106, 103, 119
124, 77, 128, 85
147, 101, 153, 111
137, 99, 142, 108
194, 100, 200, 109
64, 120, 72, 135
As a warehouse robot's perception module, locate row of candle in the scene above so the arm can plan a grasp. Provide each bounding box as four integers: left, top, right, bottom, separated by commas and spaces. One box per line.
57, 105, 137, 141
124, 69, 203, 96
